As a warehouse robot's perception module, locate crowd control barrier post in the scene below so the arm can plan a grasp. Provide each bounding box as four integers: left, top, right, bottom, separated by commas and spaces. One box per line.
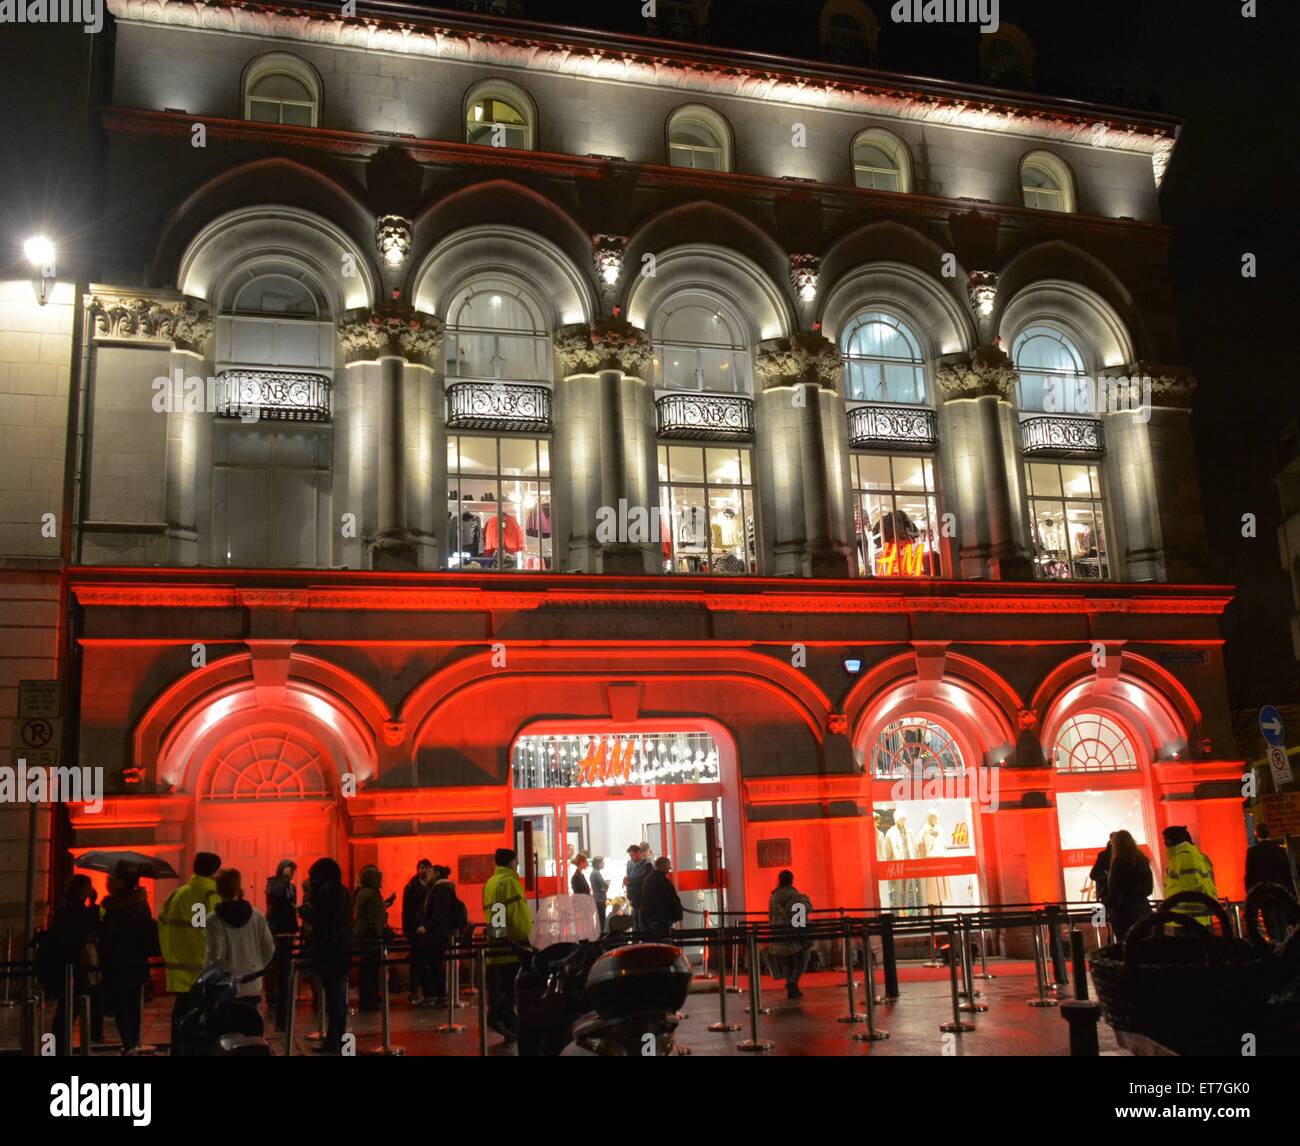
437, 948, 465, 1035
938, 926, 975, 1033
836, 929, 867, 1024
852, 924, 888, 1042
707, 930, 741, 1033
475, 950, 489, 1056
284, 964, 300, 1056
307, 974, 326, 1041
1045, 905, 1068, 987
1, 930, 17, 1007
879, 913, 900, 1000
975, 913, 995, 979
1028, 916, 1057, 1008
62, 963, 73, 1056
78, 994, 91, 1056
922, 905, 941, 967
736, 930, 773, 1053
957, 915, 986, 1013
22, 996, 39, 1056
695, 910, 716, 982
365, 944, 405, 1055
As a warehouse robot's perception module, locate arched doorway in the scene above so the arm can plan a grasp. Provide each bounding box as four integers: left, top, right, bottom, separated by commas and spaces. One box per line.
193, 724, 339, 912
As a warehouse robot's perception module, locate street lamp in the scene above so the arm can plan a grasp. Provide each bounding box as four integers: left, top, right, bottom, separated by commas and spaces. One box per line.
25, 235, 56, 306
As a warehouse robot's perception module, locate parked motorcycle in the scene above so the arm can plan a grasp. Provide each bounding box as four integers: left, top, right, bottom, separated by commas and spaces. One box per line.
172, 960, 271, 1056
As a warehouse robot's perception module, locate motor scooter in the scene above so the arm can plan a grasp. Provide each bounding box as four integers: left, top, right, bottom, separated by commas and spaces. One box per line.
172, 960, 271, 1056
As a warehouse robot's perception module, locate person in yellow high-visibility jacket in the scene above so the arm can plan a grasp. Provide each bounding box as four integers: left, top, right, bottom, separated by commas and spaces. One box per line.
1161, 826, 1219, 930
158, 851, 222, 1048
482, 847, 532, 1042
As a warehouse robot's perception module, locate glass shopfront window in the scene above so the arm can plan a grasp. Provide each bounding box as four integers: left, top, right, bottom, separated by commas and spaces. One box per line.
852, 454, 941, 577
659, 444, 757, 574
875, 798, 981, 912
1026, 461, 1109, 580
1056, 788, 1152, 903
447, 434, 551, 571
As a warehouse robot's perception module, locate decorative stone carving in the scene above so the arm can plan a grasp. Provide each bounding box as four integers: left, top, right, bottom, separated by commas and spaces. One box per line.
1016, 708, 1038, 731
555, 318, 652, 377
1151, 139, 1175, 189
1126, 362, 1197, 409
87, 293, 212, 353
967, 270, 997, 318
337, 306, 444, 366
934, 345, 1018, 401
827, 713, 849, 735
789, 254, 820, 303
592, 234, 626, 288
375, 215, 413, 268
755, 333, 841, 390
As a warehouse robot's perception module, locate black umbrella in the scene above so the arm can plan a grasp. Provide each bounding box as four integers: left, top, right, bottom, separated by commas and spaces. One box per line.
74, 851, 179, 880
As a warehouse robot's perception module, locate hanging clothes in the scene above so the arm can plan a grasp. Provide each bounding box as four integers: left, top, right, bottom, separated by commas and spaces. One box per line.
458, 511, 483, 557
483, 512, 525, 556
525, 502, 551, 538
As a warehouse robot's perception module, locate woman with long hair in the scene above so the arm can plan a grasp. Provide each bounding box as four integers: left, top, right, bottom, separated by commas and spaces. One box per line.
1103, 830, 1154, 942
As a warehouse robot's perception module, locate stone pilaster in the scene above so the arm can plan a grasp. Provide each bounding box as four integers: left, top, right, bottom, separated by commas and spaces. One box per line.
336, 307, 445, 570
1100, 363, 1204, 582
934, 345, 1034, 581
552, 318, 659, 574
753, 333, 854, 578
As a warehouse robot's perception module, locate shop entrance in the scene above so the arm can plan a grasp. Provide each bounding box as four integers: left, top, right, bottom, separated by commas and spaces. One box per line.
511, 728, 728, 952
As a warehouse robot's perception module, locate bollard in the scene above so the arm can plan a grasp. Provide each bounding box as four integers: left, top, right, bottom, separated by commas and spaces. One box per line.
284, 965, 300, 1057
365, 944, 405, 1055
836, 929, 867, 1024
62, 963, 74, 1057
736, 930, 773, 1052
958, 915, 987, 1014
852, 924, 888, 1042
707, 930, 740, 1033
1060, 999, 1101, 1056
1070, 928, 1089, 1001
1028, 917, 1057, 1008
975, 913, 996, 980
879, 913, 900, 1000
475, 949, 489, 1056
938, 926, 975, 1033
78, 994, 92, 1056
437, 947, 465, 1035
922, 905, 941, 967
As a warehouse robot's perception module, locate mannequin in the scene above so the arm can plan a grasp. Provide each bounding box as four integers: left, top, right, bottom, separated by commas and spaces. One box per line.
883, 813, 921, 912
915, 808, 952, 906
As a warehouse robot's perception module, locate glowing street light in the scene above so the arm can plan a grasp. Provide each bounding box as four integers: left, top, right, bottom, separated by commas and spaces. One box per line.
25, 235, 56, 306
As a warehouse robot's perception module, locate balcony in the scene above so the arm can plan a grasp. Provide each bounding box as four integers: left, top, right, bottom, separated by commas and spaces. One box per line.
656, 392, 755, 442
1020, 414, 1106, 458
216, 370, 331, 422
446, 381, 552, 433
847, 403, 938, 451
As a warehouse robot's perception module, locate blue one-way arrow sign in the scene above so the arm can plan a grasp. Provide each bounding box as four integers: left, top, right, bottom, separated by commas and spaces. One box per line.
1259, 705, 1285, 748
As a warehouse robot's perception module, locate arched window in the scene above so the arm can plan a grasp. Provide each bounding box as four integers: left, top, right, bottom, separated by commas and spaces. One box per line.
445, 277, 551, 382
464, 80, 535, 150
1020, 151, 1075, 213
1053, 713, 1138, 773
851, 128, 910, 193
1012, 323, 1089, 414
821, 1, 879, 67
243, 54, 320, 126
981, 25, 1035, 89
667, 105, 733, 172
841, 310, 926, 404
652, 293, 750, 394
871, 716, 964, 777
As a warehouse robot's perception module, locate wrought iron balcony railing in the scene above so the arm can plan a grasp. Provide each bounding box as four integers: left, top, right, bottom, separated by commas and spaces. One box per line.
216, 370, 331, 422
446, 380, 552, 433
847, 403, 938, 451
1020, 414, 1106, 458
656, 392, 755, 442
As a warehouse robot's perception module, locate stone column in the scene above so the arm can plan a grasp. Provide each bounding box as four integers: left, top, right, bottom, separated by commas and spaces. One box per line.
935, 346, 1034, 581
337, 308, 445, 571
1100, 364, 1205, 582
754, 334, 854, 578
552, 319, 659, 573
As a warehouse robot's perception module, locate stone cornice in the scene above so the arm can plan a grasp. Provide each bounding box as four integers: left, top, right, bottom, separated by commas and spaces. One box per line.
935, 345, 1018, 402
104, 0, 1177, 162
555, 318, 652, 378
337, 306, 443, 366
86, 291, 213, 354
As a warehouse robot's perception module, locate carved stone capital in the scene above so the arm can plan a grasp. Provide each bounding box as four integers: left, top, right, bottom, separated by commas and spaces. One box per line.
755, 333, 841, 391
1125, 361, 1197, 409
935, 345, 1018, 401
555, 318, 652, 377
338, 306, 444, 366
87, 292, 213, 354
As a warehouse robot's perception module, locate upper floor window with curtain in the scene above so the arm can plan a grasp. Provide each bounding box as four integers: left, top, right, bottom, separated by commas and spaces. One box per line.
667, 106, 732, 172
445, 279, 550, 383
1013, 324, 1093, 414
243, 55, 320, 126
465, 83, 533, 150
653, 296, 750, 394
841, 311, 926, 404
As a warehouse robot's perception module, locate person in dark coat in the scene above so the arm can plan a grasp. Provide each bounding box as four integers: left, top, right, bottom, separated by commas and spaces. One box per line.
420, 874, 469, 1006
639, 857, 684, 940
1087, 832, 1117, 902
97, 862, 160, 1053
1101, 830, 1153, 942
402, 858, 437, 1005
298, 858, 353, 1054
590, 857, 609, 932
1246, 824, 1298, 942
42, 873, 103, 1052
263, 859, 298, 1029
353, 865, 390, 1012
624, 845, 653, 930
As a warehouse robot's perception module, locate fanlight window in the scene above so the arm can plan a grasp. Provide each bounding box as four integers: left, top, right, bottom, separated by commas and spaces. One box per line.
871, 717, 965, 777
653, 297, 750, 394
667, 106, 731, 172
1021, 153, 1074, 213
1013, 324, 1090, 414
841, 311, 926, 404
852, 130, 908, 192
466, 96, 529, 149
1053, 713, 1138, 774
200, 729, 332, 800
445, 280, 550, 382
246, 72, 317, 127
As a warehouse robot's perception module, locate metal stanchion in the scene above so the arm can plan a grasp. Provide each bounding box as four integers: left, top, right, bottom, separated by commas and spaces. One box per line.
306, 974, 326, 1040
437, 948, 465, 1034
22, 996, 39, 1056
1, 930, 18, 1007
708, 930, 741, 1032
1028, 916, 1057, 1008
879, 912, 900, 1000
475, 950, 489, 1056
958, 915, 987, 1013
1229, 902, 1244, 939
852, 924, 888, 1042
1070, 928, 1089, 1001
922, 905, 941, 967
78, 994, 92, 1056
743, 926, 771, 1015
364, 944, 405, 1055
62, 963, 74, 1056
836, 928, 867, 1024
736, 930, 773, 1052
1045, 906, 1068, 988
976, 913, 995, 979
938, 925, 975, 1033
284, 964, 300, 1056
694, 910, 716, 982
728, 921, 743, 993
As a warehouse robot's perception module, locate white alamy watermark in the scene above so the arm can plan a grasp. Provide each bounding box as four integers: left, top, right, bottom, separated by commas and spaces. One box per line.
1041, 375, 1154, 422
891, 0, 999, 34
0, 0, 102, 33
595, 499, 705, 544
888, 763, 1000, 812
50, 1078, 151, 1126
152, 369, 261, 423
0, 760, 103, 813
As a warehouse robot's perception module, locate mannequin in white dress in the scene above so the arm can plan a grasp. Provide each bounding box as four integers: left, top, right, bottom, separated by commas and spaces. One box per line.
883, 813, 921, 911
915, 809, 952, 906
